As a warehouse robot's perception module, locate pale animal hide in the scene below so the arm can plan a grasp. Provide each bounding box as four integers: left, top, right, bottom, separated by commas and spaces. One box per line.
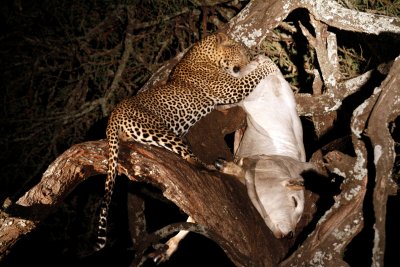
219, 55, 315, 238
235, 59, 306, 161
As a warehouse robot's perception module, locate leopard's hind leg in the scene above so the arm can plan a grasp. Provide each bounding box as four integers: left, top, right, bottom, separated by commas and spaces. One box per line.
95, 113, 206, 250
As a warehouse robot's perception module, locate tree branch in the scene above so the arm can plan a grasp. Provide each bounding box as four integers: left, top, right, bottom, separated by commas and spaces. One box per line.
226, 0, 400, 47
365, 56, 400, 266
1, 140, 295, 266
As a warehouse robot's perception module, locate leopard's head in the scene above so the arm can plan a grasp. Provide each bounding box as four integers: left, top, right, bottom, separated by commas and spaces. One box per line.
212, 33, 251, 74
190, 32, 251, 74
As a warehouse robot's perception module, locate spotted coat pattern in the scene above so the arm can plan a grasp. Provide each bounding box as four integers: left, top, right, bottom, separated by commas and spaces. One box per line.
95, 32, 279, 250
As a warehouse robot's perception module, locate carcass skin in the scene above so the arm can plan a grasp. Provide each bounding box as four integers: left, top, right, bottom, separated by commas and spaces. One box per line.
235, 63, 306, 161
218, 55, 314, 238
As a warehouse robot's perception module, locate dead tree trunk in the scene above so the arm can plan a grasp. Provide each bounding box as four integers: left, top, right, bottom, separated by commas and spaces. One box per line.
1, 0, 399, 266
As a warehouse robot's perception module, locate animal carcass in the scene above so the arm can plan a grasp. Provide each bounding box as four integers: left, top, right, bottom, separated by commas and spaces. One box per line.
216, 55, 315, 238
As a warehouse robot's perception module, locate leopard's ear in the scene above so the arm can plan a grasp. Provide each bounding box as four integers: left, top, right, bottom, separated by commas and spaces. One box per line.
215, 32, 229, 45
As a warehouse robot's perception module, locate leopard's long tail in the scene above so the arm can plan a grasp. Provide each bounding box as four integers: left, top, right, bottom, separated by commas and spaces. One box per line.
94, 132, 119, 251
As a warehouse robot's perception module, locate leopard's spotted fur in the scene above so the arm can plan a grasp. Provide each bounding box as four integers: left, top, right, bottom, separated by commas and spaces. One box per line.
95, 32, 279, 250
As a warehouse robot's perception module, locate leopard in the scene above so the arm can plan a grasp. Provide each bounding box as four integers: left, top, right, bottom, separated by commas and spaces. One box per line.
95, 32, 280, 251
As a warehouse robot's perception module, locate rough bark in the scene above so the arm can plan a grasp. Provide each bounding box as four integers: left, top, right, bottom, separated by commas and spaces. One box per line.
0, 141, 293, 266
225, 0, 400, 47
366, 58, 400, 266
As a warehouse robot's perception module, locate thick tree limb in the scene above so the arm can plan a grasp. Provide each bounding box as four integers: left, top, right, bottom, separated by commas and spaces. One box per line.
1, 140, 296, 266
366, 56, 400, 266
226, 0, 400, 47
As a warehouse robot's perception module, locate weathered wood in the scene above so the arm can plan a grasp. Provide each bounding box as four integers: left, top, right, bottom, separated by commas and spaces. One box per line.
366, 56, 400, 266
0, 140, 294, 266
